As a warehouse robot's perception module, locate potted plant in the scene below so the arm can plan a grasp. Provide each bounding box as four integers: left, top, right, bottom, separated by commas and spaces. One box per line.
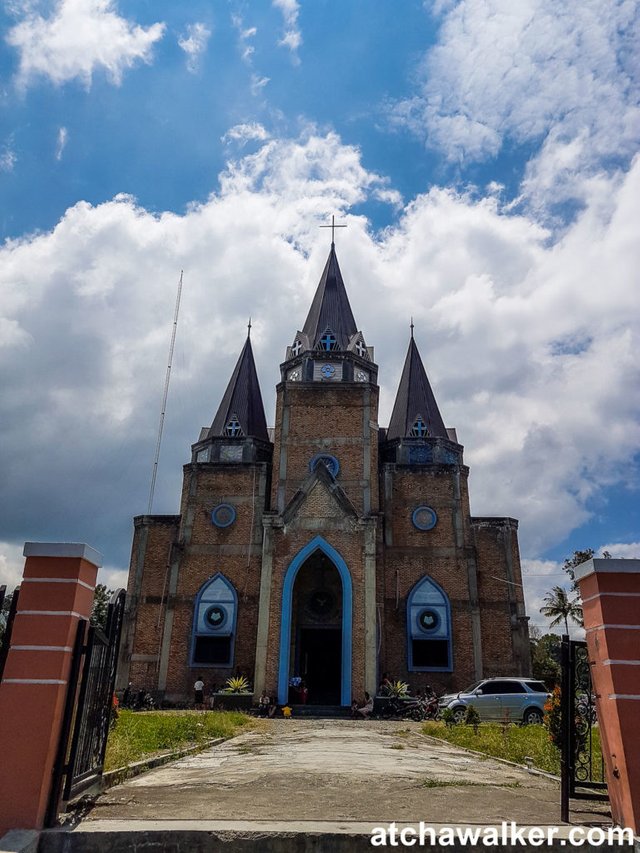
214, 675, 253, 711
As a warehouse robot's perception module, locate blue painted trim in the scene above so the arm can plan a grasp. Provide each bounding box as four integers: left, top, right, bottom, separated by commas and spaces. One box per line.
278, 536, 352, 706
412, 506, 437, 530
211, 503, 237, 528
309, 453, 340, 478
406, 575, 453, 672
190, 572, 238, 669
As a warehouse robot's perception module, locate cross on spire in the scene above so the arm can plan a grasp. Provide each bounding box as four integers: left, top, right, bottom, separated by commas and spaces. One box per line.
320, 214, 347, 246
247, 317, 252, 337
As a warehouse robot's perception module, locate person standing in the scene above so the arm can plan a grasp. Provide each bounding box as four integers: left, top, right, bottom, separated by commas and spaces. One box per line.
194, 675, 205, 709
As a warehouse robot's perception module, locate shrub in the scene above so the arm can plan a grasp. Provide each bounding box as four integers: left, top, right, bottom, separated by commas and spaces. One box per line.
441, 707, 455, 727
464, 704, 480, 733
386, 680, 410, 698
222, 676, 251, 693
544, 685, 562, 749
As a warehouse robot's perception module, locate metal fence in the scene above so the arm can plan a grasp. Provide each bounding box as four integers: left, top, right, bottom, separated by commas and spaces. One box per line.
560, 635, 608, 822
47, 588, 126, 823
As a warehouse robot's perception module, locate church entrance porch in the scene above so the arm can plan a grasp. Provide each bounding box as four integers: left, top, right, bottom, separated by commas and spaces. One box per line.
277, 537, 353, 706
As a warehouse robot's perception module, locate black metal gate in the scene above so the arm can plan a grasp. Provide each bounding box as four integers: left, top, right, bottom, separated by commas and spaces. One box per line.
560, 635, 608, 821
47, 588, 126, 824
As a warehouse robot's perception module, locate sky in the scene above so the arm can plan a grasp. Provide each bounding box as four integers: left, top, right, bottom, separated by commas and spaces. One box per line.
0, 0, 639, 636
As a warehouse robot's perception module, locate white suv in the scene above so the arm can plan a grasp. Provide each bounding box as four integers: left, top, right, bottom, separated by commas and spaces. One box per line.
439, 678, 550, 724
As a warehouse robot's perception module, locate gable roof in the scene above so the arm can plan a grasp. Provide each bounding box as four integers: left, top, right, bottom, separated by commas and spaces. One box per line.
209, 335, 269, 441
301, 244, 358, 350
386, 336, 448, 441
282, 459, 359, 525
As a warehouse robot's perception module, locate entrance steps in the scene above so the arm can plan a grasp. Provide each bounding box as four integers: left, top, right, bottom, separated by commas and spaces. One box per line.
289, 704, 351, 718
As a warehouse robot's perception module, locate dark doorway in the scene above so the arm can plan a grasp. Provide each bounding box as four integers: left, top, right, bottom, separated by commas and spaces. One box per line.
298, 627, 341, 704
289, 548, 344, 705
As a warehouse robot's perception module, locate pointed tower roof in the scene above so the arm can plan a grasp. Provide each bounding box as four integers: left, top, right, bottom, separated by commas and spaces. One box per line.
387, 333, 448, 441
301, 244, 358, 350
210, 332, 269, 441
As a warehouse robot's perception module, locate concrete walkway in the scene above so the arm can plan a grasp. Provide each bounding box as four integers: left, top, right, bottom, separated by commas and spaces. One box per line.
86, 719, 610, 826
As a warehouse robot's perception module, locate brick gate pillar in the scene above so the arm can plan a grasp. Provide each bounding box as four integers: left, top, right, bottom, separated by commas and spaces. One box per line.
0, 542, 101, 836
575, 557, 640, 833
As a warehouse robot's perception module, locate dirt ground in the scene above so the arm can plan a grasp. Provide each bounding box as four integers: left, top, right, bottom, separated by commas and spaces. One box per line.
87, 719, 610, 826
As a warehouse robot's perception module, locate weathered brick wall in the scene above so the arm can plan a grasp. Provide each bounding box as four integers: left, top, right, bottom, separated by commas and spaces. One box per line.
473, 518, 531, 677
161, 461, 270, 698
271, 383, 379, 515
379, 463, 478, 693
123, 516, 179, 690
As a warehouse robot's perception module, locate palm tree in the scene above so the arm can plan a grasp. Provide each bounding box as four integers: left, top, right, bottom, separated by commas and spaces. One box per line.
540, 586, 583, 634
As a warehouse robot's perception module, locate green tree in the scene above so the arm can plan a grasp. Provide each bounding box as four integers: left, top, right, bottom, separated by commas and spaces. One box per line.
0, 587, 15, 649
562, 549, 611, 592
530, 632, 562, 688
540, 585, 583, 634
91, 584, 113, 629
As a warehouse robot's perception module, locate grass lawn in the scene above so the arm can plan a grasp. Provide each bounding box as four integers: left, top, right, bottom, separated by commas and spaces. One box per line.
104, 709, 252, 772
422, 721, 603, 777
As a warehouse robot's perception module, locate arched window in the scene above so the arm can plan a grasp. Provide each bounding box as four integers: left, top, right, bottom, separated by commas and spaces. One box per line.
190, 573, 237, 667
407, 576, 452, 671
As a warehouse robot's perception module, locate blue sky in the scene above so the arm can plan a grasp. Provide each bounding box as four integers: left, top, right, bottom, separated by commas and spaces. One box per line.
0, 0, 639, 633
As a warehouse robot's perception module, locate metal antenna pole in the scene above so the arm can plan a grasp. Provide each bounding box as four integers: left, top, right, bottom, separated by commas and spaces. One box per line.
148, 270, 183, 514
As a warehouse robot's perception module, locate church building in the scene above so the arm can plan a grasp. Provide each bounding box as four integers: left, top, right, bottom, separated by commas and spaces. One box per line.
119, 242, 531, 705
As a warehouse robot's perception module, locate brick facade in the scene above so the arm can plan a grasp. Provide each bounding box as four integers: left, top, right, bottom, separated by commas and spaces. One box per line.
118, 248, 530, 703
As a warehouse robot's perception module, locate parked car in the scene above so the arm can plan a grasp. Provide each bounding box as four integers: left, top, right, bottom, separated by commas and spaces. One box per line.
439, 678, 550, 724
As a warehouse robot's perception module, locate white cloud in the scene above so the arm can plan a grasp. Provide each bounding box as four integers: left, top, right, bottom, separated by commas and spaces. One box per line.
0, 131, 638, 620
391, 0, 640, 210
231, 14, 257, 65
0, 146, 17, 172
251, 73, 270, 96
272, 0, 302, 62
0, 542, 25, 592
178, 21, 211, 73
598, 541, 640, 559
222, 123, 270, 146
55, 126, 68, 161
6, 0, 165, 88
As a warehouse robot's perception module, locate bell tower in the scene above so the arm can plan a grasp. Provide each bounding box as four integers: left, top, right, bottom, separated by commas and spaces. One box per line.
255, 241, 380, 704
271, 242, 379, 516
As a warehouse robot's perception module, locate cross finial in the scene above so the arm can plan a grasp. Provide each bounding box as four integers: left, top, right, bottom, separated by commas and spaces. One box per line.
247, 317, 252, 337
410, 317, 414, 338
319, 214, 347, 246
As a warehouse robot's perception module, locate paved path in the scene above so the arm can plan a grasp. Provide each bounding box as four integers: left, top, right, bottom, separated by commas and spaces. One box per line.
88, 720, 609, 825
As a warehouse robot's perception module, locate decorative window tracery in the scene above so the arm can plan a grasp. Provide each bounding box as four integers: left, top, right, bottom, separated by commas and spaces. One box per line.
224, 415, 243, 437
407, 576, 452, 671
317, 329, 338, 351
309, 453, 340, 478
410, 416, 429, 437
191, 573, 237, 667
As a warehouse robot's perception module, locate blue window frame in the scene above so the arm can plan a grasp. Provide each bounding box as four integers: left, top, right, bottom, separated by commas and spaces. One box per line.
190, 573, 237, 668
224, 415, 243, 437
309, 453, 340, 478
318, 329, 338, 351
406, 575, 452, 672
410, 416, 429, 437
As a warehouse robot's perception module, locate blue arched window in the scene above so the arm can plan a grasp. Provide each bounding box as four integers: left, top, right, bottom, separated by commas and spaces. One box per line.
190, 573, 237, 668
407, 575, 452, 672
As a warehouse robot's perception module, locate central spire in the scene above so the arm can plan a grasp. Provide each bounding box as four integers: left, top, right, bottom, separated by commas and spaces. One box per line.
301, 244, 358, 350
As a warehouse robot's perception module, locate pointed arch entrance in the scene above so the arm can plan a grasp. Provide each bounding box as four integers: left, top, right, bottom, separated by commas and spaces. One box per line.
277, 536, 352, 706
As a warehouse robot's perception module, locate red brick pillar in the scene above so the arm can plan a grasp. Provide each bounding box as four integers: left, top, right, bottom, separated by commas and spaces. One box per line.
0, 542, 101, 835
575, 557, 640, 832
